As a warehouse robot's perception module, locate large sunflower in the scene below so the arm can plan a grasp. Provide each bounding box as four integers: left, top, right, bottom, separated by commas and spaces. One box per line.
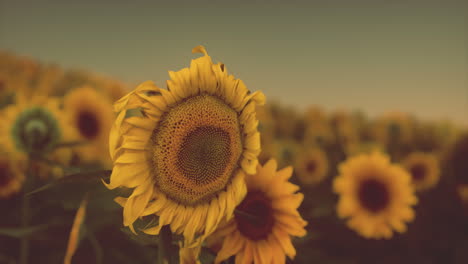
0, 153, 25, 198
64, 86, 114, 165
207, 159, 307, 264
106, 46, 265, 247
402, 152, 440, 192
333, 152, 417, 239
294, 147, 329, 186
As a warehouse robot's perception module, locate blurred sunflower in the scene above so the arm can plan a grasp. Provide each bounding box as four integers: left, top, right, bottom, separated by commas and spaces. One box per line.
446, 133, 468, 185
303, 123, 334, 147
274, 140, 300, 169
64, 86, 114, 165
330, 110, 360, 151
294, 148, 329, 185
207, 159, 307, 264
0, 153, 25, 198
0, 95, 73, 180
402, 152, 440, 192
333, 152, 418, 239
0, 72, 28, 108
106, 46, 265, 247
256, 105, 275, 143
0, 95, 72, 157
371, 112, 414, 147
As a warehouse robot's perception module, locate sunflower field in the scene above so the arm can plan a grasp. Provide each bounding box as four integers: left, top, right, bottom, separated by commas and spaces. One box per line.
0, 48, 467, 264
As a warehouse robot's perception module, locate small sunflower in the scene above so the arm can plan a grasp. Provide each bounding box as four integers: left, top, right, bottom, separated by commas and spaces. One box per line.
0, 153, 25, 198
64, 86, 114, 165
207, 159, 307, 264
333, 152, 418, 239
106, 46, 265, 247
402, 152, 440, 192
0, 95, 72, 158
0, 95, 73, 179
294, 148, 329, 185
371, 112, 414, 147
303, 123, 335, 147
274, 140, 300, 169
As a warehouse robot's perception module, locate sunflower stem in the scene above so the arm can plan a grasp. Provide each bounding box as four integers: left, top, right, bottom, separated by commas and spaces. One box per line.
19, 163, 33, 264
158, 225, 173, 264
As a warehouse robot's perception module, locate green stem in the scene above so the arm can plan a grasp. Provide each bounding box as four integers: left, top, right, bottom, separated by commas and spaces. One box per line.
88, 232, 103, 264
19, 184, 30, 264
158, 225, 172, 264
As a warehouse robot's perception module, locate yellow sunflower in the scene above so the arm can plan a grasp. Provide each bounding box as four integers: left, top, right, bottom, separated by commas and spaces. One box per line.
371, 112, 414, 147
303, 122, 335, 147
207, 159, 307, 264
333, 152, 418, 239
0, 95, 73, 157
294, 148, 329, 185
0, 95, 73, 179
64, 86, 114, 165
0, 153, 25, 198
402, 152, 440, 192
106, 46, 265, 247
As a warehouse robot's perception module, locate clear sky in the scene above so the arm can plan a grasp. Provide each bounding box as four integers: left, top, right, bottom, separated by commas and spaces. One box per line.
1, 0, 467, 125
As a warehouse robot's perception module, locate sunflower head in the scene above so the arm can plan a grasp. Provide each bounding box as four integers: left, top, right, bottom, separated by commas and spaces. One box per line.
0, 98, 66, 156
402, 152, 440, 192
333, 152, 418, 239
64, 86, 114, 164
106, 46, 265, 247
294, 147, 329, 186
207, 159, 307, 264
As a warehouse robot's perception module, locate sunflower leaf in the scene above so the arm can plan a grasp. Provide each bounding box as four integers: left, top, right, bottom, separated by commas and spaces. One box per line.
0, 223, 51, 238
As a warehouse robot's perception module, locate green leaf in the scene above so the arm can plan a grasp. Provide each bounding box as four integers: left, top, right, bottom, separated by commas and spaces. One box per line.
0, 223, 51, 238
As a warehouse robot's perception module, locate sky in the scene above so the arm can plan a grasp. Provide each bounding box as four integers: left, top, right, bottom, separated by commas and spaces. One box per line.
0, 0, 467, 125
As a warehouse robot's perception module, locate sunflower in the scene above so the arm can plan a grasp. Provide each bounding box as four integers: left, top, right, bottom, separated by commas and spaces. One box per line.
303, 123, 334, 147
371, 112, 414, 147
64, 86, 114, 165
333, 152, 417, 239
0, 95, 74, 179
402, 152, 440, 192
294, 148, 329, 186
207, 159, 307, 264
0, 95, 72, 157
274, 140, 300, 169
0, 153, 25, 198
106, 46, 265, 247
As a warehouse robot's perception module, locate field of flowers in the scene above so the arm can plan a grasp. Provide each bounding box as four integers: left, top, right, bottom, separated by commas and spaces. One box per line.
0, 47, 467, 264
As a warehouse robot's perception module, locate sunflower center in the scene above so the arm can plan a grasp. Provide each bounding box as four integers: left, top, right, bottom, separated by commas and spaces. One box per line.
13, 106, 61, 154
358, 178, 390, 213
306, 160, 317, 173
77, 111, 100, 140
409, 163, 427, 182
0, 161, 12, 187
177, 126, 231, 183
235, 190, 274, 241
151, 94, 242, 205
